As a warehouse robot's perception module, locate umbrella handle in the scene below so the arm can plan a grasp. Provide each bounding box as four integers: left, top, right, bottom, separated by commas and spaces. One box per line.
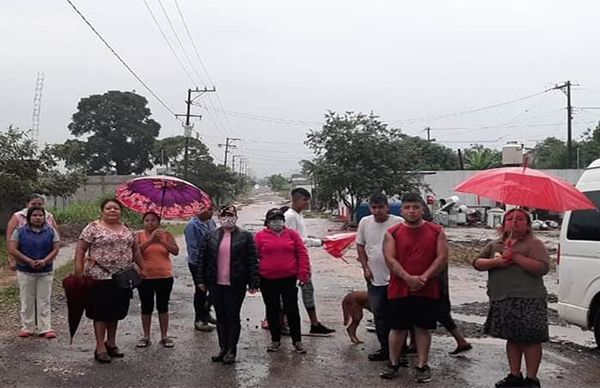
159, 184, 166, 218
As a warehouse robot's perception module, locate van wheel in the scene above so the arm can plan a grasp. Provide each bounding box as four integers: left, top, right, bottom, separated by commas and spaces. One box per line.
594, 309, 600, 348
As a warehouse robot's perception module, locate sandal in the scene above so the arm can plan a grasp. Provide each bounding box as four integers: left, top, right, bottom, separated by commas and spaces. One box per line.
94, 351, 111, 364
136, 338, 151, 348
41, 330, 57, 339
105, 343, 124, 358
160, 337, 174, 348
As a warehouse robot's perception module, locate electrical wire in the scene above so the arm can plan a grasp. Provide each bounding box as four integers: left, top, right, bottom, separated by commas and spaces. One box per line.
64, 0, 178, 118
141, 0, 197, 86
389, 88, 553, 124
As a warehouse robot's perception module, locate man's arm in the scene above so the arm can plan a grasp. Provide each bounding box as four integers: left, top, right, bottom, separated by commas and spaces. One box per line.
184, 222, 199, 260
420, 230, 449, 282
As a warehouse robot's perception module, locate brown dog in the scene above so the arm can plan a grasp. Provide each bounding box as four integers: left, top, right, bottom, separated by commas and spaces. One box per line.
342, 290, 372, 344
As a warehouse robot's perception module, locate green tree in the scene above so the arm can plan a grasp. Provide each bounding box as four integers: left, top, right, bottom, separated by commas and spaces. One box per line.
268, 174, 290, 192
397, 136, 460, 170
463, 145, 502, 170
305, 111, 422, 217
0, 127, 83, 209
66, 91, 160, 175
153, 135, 251, 204
530, 137, 569, 169
578, 122, 600, 168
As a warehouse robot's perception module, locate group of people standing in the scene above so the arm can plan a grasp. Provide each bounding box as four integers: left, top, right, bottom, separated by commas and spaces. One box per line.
6, 189, 550, 387
186, 188, 334, 363
356, 192, 549, 387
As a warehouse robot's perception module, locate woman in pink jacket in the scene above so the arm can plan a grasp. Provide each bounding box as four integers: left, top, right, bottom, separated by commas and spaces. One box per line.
255, 208, 311, 354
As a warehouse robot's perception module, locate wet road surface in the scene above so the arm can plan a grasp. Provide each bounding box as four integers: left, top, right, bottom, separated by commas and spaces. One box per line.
1, 191, 600, 387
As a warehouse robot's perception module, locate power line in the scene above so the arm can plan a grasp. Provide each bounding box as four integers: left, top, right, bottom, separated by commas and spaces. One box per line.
64, 0, 177, 117
156, 0, 205, 85
141, 0, 196, 86
389, 88, 552, 124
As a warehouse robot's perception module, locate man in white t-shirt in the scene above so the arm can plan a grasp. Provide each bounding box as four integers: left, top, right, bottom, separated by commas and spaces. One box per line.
356, 193, 403, 361
283, 188, 335, 335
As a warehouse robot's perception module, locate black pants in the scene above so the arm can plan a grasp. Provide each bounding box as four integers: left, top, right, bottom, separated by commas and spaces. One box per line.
209, 285, 246, 354
138, 277, 174, 315
437, 294, 457, 331
188, 264, 211, 322
260, 276, 301, 343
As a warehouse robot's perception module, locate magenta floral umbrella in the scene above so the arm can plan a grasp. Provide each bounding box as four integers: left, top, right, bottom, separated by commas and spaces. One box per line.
115, 176, 212, 219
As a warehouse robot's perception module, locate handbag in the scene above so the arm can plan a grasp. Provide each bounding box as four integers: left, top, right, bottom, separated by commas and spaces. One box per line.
92, 258, 142, 290
111, 267, 143, 290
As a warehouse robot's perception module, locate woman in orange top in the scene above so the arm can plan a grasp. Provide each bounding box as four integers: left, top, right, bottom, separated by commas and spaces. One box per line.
136, 212, 179, 348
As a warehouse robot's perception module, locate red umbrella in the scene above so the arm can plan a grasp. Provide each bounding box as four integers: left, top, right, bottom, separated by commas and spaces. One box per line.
322, 233, 356, 263
454, 166, 596, 212
62, 274, 94, 344
115, 176, 212, 219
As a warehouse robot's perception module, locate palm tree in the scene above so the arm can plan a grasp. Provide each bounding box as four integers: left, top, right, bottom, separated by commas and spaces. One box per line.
464, 146, 501, 170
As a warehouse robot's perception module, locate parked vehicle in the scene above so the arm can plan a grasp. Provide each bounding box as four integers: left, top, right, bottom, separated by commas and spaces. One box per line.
558, 158, 600, 345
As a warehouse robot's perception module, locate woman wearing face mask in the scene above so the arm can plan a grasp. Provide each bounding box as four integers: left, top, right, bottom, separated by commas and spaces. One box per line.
255, 208, 311, 354
197, 205, 259, 365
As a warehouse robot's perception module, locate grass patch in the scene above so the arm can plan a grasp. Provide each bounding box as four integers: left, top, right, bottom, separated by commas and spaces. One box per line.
0, 240, 7, 270
163, 223, 186, 236
52, 200, 143, 230
0, 284, 18, 308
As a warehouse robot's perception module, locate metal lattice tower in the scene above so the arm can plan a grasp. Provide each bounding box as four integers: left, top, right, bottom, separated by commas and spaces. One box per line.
31, 72, 45, 144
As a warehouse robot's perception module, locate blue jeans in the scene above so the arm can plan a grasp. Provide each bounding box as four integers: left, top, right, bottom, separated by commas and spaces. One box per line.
368, 284, 389, 351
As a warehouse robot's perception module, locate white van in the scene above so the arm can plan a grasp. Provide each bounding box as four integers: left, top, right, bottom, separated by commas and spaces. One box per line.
558, 158, 600, 345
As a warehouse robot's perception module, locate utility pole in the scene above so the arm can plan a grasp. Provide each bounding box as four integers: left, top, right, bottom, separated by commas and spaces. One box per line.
218, 137, 241, 167
231, 155, 240, 171
176, 86, 216, 179
425, 127, 431, 141
553, 81, 573, 168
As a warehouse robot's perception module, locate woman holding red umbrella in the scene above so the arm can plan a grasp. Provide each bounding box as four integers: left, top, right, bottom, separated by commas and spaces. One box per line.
473, 208, 549, 388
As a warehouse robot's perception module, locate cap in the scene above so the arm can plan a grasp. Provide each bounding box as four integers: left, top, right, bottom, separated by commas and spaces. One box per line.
218, 205, 237, 217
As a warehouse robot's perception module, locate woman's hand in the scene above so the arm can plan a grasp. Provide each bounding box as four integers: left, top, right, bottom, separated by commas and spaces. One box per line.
493, 252, 511, 268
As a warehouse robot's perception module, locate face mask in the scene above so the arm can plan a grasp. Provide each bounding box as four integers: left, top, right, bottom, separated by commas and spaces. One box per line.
219, 216, 237, 228
268, 220, 285, 232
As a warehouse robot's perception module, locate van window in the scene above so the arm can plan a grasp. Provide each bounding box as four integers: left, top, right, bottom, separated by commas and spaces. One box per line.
567, 190, 600, 241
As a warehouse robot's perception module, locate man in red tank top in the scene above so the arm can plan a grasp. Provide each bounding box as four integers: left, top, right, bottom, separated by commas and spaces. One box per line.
379, 193, 448, 384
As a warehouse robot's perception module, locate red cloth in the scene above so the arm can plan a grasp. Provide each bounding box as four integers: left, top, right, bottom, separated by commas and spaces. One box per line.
387, 222, 442, 300
255, 228, 311, 283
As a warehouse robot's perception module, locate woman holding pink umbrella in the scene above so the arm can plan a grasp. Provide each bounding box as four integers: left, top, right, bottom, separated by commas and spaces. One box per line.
473, 208, 549, 388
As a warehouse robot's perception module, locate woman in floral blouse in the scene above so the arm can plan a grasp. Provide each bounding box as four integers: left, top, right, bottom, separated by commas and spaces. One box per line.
74, 199, 144, 364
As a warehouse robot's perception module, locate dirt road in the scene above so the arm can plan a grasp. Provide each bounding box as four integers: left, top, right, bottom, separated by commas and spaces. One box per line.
1, 190, 599, 387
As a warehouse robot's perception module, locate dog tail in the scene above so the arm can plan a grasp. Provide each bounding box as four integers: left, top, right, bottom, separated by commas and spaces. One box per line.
342, 297, 351, 326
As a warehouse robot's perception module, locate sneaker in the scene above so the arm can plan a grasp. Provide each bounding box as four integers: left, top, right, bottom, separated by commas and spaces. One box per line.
523, 377, 541, 387
449, 343, 472, 356
222, 351, 236, 364
266, 341, 281, 352
261, 319, 270, 330
368, 349, 389, 361
415, 365, 432, 383
398, 354, 409, 367
206, 314, 217, 325
309, 323, 335, 335
379, 363, 400, 380
293, 342, 307, 354
495, 373, 525, 387
194, 321, 214, 332
18, 330, 33, 338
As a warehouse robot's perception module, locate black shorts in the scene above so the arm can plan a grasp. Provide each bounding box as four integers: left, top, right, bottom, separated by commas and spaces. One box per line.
388, 296, 439, 330
138, 277, 174, 314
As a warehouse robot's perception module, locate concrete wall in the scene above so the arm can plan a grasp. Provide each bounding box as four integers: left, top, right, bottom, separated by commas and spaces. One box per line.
50, 175, 135, 207
422, 169, 585, 207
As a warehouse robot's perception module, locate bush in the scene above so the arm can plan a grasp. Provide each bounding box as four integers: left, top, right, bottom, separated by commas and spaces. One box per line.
51, 199, 144, 233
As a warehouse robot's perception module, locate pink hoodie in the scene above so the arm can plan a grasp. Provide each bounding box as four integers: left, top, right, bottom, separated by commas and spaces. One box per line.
255, 227, 311, 283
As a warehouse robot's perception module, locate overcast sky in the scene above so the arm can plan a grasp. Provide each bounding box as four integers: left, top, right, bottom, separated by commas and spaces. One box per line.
3, 0, 600, 177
